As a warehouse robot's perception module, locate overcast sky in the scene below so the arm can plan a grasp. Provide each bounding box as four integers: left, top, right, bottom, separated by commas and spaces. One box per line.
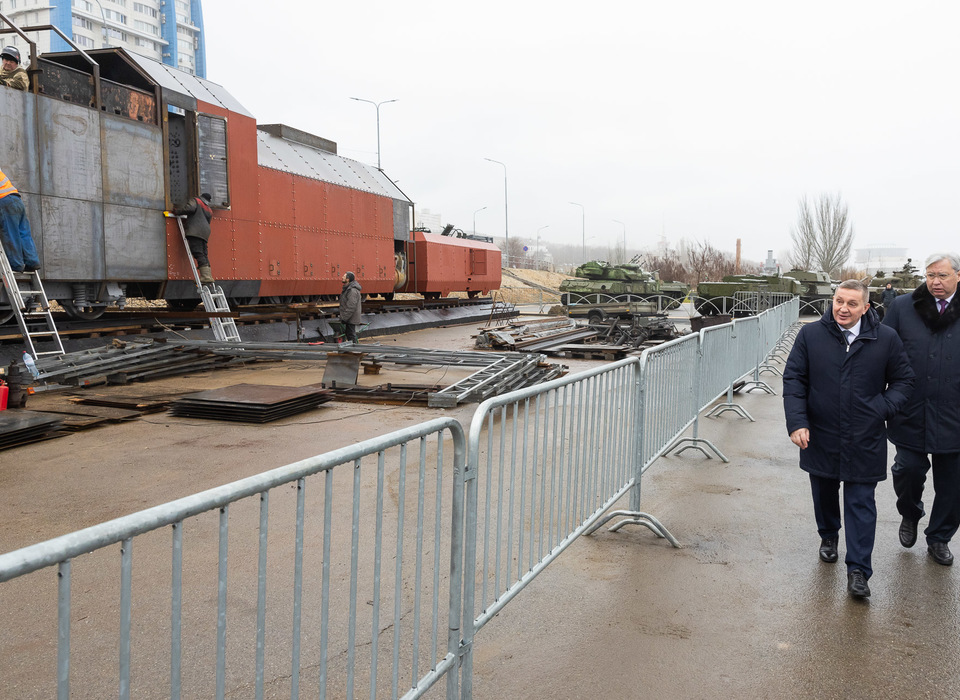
202, 0, 958, 268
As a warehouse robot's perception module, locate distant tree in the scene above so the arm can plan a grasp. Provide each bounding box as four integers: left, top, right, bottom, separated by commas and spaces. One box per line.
790, 193, 854, 276
501, 237, 527, 269
645, 249, 687, 284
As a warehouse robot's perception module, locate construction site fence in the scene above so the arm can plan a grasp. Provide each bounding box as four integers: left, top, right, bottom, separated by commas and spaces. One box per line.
0, 299, 799, 699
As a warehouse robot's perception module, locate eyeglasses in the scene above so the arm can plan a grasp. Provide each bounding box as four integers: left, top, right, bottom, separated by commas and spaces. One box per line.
926, 273, 956, 281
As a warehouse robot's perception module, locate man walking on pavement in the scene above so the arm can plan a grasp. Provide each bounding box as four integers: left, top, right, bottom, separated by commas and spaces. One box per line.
0, 168, 41, 272
784, 280, 914, 599
883, 253, 960, 566
176, 193, 215, 283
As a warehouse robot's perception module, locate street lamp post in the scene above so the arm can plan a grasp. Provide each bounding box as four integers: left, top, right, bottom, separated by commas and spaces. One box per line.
484, 158, 508, 266
350, 97, 398, 170
536, 225, 549, 270
570, 202, 585, 260
473, 206, 487, 237
613, 219, 626, 260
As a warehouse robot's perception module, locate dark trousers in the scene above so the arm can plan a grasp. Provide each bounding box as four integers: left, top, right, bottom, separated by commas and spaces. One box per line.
187, 236, 209, 267
344, 322, 359, 343
809, 474, 877, 578
0, 194, 40, 271
893, 447, 960, 544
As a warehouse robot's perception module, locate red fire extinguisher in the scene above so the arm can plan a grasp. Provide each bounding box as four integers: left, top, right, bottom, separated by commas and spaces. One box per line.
0, 379, 8, 411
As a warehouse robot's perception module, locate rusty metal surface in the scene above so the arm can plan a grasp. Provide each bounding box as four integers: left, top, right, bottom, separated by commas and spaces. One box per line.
0, 409, 62, 449
407, 231, 502, 295
99, 78, 157, 124
35, 59, 94, 109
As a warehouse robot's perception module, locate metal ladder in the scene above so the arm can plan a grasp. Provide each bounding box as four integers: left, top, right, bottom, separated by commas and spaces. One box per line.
0, 246, 64, 359
167, 212, 241, 343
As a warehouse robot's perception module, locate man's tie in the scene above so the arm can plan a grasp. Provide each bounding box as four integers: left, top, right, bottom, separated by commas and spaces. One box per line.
844, 330, 854, 345
939, 299, 948, 315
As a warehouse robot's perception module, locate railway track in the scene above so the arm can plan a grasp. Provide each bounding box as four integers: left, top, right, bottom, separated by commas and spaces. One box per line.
0, 297, 506, 346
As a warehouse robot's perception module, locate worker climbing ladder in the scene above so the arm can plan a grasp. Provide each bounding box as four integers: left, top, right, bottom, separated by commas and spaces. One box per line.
166, 212, 241, 343
0, 246, 64, 360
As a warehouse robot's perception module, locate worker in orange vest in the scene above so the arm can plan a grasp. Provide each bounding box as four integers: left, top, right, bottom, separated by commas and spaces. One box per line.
0, 168, 40, 273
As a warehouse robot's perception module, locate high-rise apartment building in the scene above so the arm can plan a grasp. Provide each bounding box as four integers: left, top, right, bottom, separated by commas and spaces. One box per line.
0, 0, 206, 77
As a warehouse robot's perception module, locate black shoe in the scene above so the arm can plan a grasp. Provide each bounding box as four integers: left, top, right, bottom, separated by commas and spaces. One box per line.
11, 265, 24, 272
847, 570, 871, 598
23, 264, 40, 272
899, 517, 918, 548
819, 537, 839, 563
928, 542, 954, 566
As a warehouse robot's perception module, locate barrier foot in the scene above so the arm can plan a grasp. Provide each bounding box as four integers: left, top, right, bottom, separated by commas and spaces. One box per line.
707, 403, 755, 421
667, 437, 730, 463
759, 362, 783, 377
741, 380, 775, 395
585, 509, 681, 547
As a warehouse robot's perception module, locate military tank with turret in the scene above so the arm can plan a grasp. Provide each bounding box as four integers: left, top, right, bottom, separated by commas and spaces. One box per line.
867, 261, 922, 306
559, 258, 689, 305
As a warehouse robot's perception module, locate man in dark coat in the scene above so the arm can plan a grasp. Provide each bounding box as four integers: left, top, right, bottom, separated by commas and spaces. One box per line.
338, 271, 363, 343
879, 283, 897, 320
784, 279, 914, 598
882, 253, 960, 566
176, 193, 214, 283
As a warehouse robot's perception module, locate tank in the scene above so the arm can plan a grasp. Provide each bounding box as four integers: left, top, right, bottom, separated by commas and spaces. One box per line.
559, 259, 689, 304
695, 274, 802, 316
867, 262, 923, 305
785, 269, 833, 301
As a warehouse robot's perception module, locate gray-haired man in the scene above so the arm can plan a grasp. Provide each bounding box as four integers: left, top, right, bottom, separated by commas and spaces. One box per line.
883, 253, 960, 566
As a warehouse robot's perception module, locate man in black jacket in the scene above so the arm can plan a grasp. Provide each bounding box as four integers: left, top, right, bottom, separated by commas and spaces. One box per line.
176, 193, 214, 283
784, 279, 914, 598
883, 253, 960, 566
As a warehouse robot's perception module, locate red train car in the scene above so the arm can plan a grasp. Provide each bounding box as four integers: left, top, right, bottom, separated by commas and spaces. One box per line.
0, 44, 501, 320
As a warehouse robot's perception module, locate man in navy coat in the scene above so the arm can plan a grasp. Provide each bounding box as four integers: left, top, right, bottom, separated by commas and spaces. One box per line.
784, 279, 914, 598
883, 253, 960, 566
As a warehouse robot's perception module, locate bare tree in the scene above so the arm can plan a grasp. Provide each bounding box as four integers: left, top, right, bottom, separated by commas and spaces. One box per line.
791, 193, 854, 276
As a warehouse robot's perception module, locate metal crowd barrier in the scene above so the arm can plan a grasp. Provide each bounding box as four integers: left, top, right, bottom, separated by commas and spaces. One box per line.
459, 357, 673, 697
0, 298, 802, 699
0, 419, 466, 700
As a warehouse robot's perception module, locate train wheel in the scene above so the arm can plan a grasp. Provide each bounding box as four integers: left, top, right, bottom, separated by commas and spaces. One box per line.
62, 301, 107, 320
467, 290, 479, 299
0, 306, 14, 325
382, 292, 394, 301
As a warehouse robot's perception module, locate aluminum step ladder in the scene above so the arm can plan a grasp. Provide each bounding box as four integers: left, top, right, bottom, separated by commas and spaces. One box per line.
166, 212, 241, 343
0, 246, 64, 359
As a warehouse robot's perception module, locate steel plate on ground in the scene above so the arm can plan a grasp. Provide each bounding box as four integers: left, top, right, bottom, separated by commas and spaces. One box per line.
322, 352, 362, 387
0, 411, 64, 449
169, 383, 333, 423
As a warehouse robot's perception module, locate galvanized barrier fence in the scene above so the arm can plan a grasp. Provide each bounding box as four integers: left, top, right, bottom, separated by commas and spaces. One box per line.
0, 299, 801, 699
0, 419, 466, 700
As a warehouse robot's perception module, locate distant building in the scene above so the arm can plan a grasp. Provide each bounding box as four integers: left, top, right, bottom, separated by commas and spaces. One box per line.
0, 0, 206, 77
855, 246, 910, 276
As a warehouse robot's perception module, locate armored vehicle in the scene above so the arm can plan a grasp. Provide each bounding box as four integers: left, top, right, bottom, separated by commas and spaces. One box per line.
868, 262, 923, 306
695, 274, 802, 316
784, 269, 835, 312
559, 259, 689, 305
